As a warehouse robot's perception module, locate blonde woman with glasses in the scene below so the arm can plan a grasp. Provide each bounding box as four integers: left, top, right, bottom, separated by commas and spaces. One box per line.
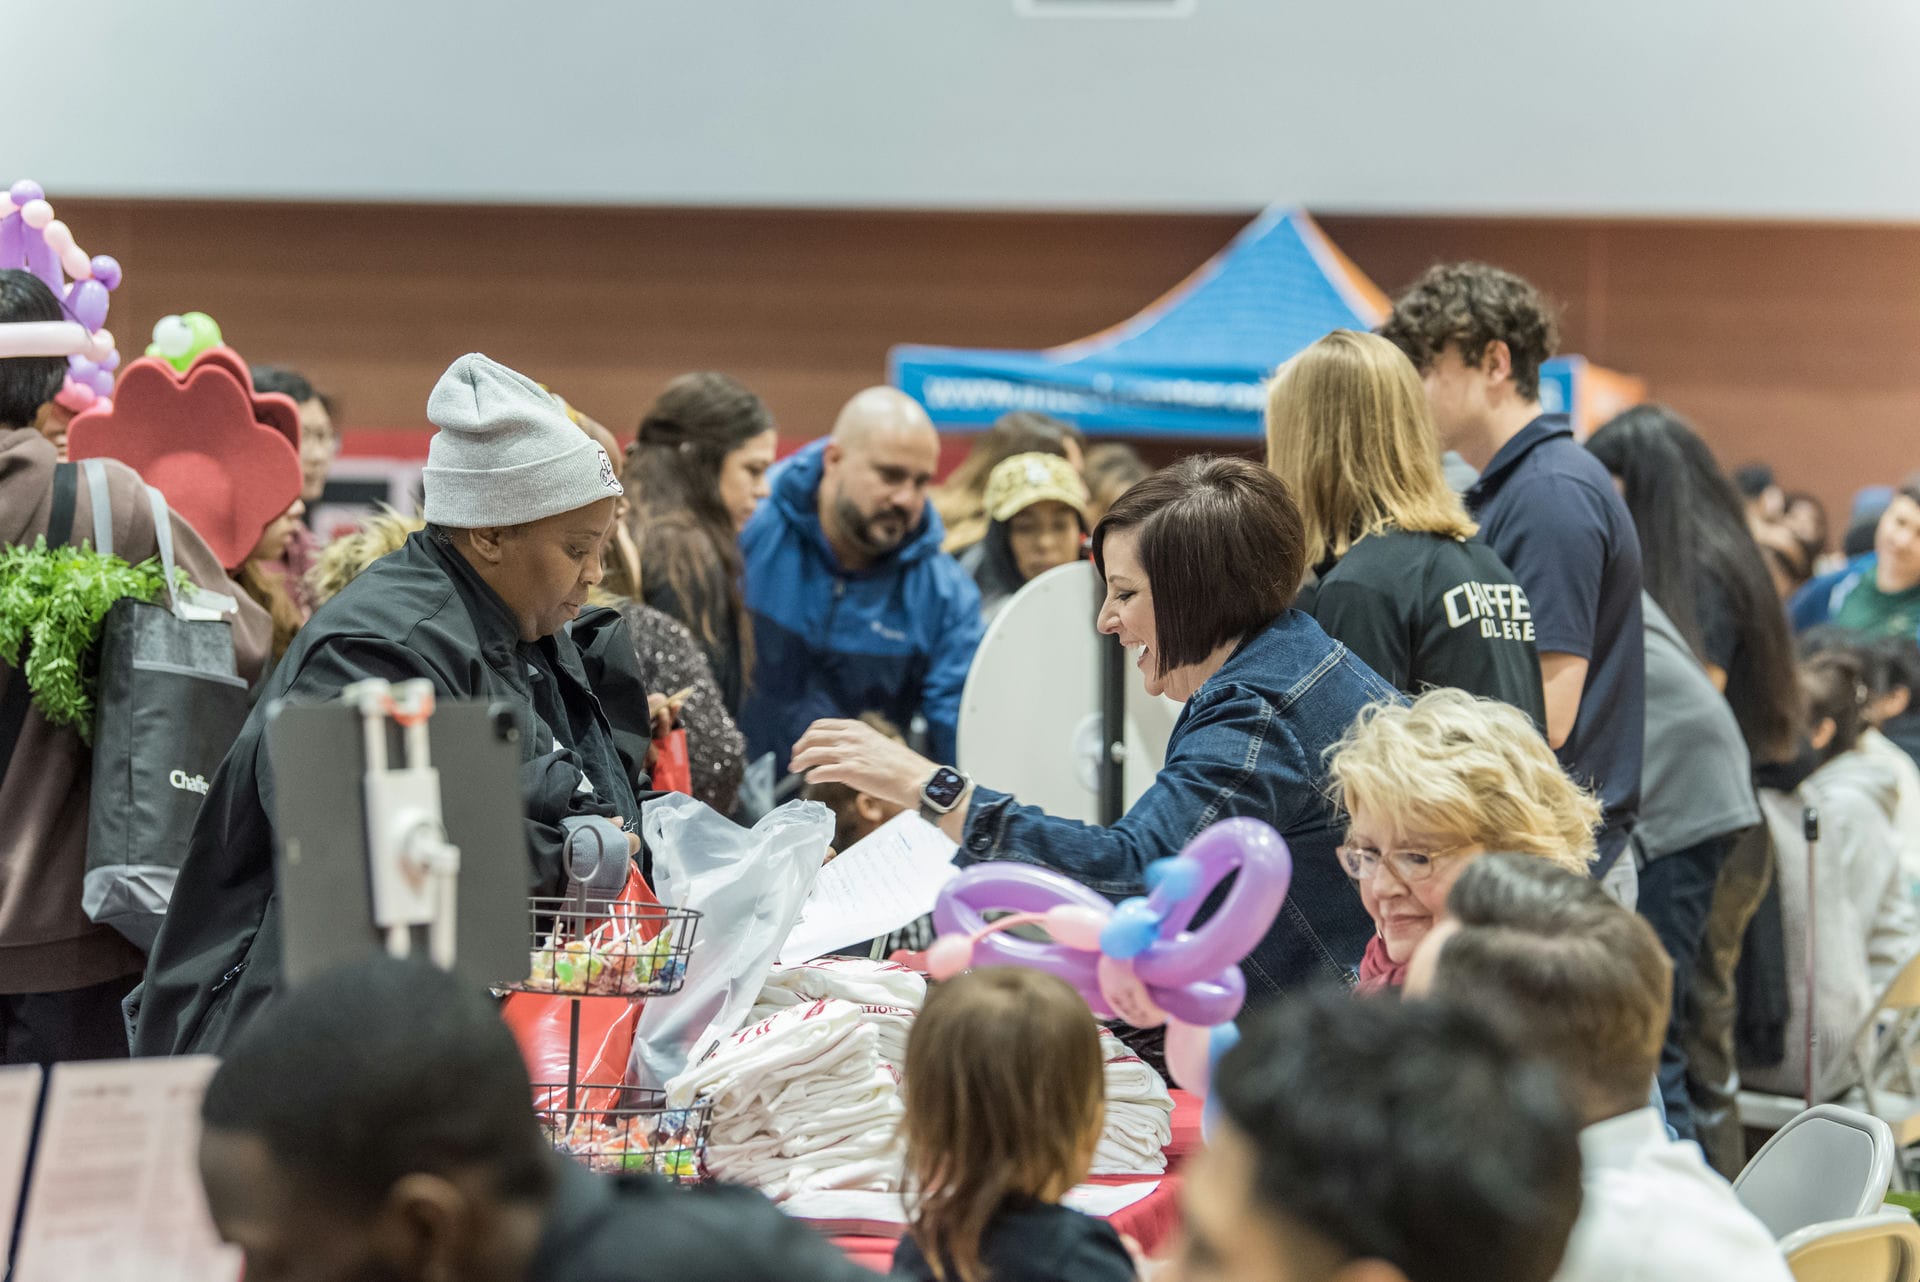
1326, 687, 1600, 990
1267, 329, 1546, 728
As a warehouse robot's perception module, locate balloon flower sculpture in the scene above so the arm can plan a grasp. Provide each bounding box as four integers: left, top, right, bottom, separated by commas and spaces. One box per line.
905, 817, 1291, 1099
0, 180, 122, 412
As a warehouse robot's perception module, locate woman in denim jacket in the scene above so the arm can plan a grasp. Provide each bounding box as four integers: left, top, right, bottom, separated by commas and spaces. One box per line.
794, 457, 1401, 1001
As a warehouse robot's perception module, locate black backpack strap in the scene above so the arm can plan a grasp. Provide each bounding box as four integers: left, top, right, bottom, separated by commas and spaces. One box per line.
46, 460, 79, 550
1, 464, 84, 775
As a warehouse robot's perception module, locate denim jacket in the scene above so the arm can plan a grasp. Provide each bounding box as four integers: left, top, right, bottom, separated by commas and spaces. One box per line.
960, 609, 1402, 1002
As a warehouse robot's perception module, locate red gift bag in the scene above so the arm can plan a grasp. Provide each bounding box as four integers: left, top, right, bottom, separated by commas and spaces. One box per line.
653, 726, 693, 796
503, 866, 664, 1114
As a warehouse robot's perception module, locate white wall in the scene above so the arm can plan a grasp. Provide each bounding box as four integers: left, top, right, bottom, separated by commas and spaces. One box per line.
12, 0, 1920, 218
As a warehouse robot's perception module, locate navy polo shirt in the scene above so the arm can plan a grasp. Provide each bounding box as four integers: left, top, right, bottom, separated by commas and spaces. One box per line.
1466, 414, 1644, 874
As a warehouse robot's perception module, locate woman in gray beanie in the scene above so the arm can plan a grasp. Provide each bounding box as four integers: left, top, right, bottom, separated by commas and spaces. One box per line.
134, 353, 649, 1057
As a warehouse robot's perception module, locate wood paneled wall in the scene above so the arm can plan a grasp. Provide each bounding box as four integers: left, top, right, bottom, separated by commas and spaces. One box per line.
57, 200, 1920, 529
1319, 215, 1920, 533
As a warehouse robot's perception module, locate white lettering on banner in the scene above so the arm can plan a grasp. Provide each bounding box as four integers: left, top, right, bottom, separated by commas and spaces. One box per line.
921, 378, 1098, 416
918, 374, 1267, 416
168, 769, 210, 796
1443, 582, 1537, 642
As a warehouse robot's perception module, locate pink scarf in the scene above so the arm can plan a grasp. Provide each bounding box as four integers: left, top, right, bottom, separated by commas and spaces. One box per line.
1356, 934, 1408, 993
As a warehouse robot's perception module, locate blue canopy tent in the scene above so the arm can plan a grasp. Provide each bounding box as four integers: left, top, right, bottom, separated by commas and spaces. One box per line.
890, 205, 1640, 438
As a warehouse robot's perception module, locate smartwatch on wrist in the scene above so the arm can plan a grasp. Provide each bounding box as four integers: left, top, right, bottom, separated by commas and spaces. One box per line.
919, 765, 970, 819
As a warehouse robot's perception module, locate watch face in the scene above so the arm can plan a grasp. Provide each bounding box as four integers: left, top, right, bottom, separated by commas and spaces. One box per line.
924, 766, 967, 810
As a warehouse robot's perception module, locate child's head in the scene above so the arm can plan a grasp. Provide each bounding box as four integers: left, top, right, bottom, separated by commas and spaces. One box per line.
803, 712, 909, 849
1801, 650, 1870, 765
1866, 635, 1920, 727
903, 967, 1105, 1282
1800, 626, 1914, 733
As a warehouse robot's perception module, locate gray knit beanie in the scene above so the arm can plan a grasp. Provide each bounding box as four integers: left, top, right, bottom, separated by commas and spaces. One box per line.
422, 353, 623, 528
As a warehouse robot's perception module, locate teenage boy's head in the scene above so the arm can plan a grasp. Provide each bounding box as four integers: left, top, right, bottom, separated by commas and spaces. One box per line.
1874, 483, 1920, 595
199, 957, 556, 1282
1172, 986, 1581, 1282
1378, 263, 1560, 453
1407, 852, 1672, 1125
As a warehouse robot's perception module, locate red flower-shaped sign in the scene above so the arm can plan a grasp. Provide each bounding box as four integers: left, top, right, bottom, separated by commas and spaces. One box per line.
67, 347, 303, 569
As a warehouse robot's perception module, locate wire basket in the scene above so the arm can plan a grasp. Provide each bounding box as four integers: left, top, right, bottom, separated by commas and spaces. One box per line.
537, 1085, 711, 1182
504, 898, 701, 997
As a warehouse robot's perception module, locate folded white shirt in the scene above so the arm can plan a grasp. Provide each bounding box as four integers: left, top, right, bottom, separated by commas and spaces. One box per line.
1092, 1141, 1169, 1176
762, 957, 928, 1010
721, 1032, 882, 1114
1104, 1054, 1172, 1104
666, 999, 869, 1109
763, 1063, 899, 1118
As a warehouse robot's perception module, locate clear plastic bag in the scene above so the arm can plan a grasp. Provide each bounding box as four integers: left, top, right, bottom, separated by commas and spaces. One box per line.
628, 792, 831, 1089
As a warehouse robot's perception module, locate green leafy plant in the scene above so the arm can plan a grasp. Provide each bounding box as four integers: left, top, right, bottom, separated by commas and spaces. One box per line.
0, 538, 177, 741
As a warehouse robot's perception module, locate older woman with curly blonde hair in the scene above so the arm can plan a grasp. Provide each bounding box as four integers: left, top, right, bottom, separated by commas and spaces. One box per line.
1326, 687, 1600, 990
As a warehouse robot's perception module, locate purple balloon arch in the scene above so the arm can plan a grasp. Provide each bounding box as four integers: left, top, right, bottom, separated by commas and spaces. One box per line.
0, 180, 122, 410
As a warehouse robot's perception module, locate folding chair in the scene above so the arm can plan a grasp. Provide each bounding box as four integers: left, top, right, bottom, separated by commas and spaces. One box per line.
1780, 1209, 1920, 1282
1736, 1103, 1896, 1239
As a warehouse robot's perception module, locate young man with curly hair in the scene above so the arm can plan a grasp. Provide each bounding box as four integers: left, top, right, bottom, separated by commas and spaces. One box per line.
1382, 265, 1646, 898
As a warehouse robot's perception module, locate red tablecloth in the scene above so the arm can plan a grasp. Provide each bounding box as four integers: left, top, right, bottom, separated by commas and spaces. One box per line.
827, 1089, 1203, 1272
1166, 1088, 1202, 1163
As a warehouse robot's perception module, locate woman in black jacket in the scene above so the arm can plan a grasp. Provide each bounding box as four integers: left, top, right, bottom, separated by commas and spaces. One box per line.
136, 354, 645, 1058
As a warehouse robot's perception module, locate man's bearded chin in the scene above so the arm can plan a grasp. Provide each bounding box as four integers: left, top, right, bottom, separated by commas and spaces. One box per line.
837, 496, 909, 553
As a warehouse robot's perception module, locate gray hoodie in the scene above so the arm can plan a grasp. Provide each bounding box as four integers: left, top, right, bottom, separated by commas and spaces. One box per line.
1744, 744, 1920, 1097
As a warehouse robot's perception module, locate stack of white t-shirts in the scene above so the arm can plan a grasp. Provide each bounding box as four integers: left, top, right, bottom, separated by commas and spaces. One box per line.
752, 957, 927, 1013
750, 957, 926, 1068
665, 996, 907, 1200
1094, 1028, 1174, 1174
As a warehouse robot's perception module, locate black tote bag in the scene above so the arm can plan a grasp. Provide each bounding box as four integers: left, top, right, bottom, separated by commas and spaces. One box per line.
83, 473, 250, 950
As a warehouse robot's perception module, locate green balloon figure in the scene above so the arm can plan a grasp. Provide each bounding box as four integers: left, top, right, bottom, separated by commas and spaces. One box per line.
145, 311, 223, 372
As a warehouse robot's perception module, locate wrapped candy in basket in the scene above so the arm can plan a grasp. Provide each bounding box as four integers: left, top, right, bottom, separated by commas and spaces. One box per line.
534, 1086, 713, 1183
514, 898, 699, 998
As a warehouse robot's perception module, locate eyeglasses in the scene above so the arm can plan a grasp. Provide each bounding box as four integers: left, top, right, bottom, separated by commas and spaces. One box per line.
1336, 841, 1469, 884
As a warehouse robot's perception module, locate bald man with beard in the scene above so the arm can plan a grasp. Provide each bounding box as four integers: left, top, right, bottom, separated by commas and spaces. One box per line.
739, 387, 983, 779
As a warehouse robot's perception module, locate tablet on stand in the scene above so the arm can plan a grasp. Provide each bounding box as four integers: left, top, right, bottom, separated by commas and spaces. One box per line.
265, 682, 528, 990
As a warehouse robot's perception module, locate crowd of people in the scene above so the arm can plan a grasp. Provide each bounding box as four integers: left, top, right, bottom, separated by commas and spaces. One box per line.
4, 248, 1920, 1282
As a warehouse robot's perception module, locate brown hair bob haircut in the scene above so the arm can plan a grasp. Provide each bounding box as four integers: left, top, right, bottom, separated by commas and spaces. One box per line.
1091, 455, 1306, 677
